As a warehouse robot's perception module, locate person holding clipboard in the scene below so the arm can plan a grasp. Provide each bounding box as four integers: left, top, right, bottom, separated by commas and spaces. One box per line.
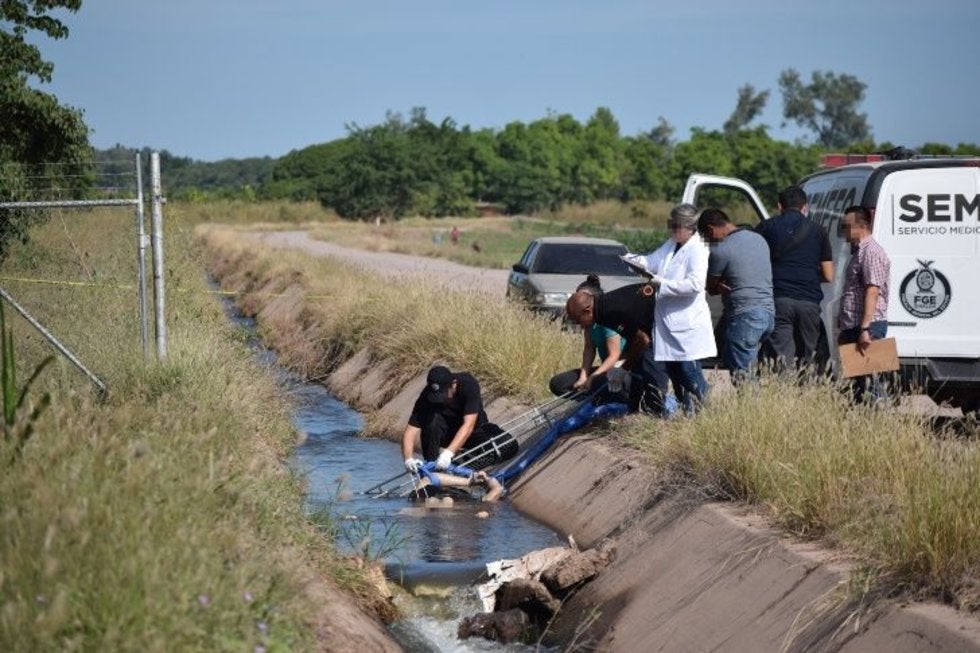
837, 205, 893, 403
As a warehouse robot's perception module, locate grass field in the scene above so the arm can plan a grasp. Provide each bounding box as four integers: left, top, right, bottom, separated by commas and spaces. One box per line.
305, 204, 672, 269
0, 205, 390, 650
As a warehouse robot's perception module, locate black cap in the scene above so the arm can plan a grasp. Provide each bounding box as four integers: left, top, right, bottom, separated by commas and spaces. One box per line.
425, 366, 454, 403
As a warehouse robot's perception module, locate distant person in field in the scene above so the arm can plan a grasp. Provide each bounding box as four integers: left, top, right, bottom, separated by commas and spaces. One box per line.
756, 185, 833, 372
837, 205, 891, 403
402, 365, 516, 475
450, 225, 461, 245
698, 208, 775, 384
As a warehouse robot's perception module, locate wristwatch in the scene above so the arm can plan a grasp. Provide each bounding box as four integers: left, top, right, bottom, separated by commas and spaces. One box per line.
860, 326, 871, 332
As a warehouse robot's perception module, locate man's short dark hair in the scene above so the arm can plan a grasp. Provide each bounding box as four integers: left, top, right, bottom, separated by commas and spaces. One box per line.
697, 207, 731, 237
778, 185, 808, 211
843, 205, 871, 226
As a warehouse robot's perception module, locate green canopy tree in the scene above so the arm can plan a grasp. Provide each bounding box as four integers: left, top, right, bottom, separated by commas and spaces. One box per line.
315, 120, 416, 219
404, 108, 474, 216
1, 0, 91, 261
572, 107, 626, 204
778, 68, 871, 149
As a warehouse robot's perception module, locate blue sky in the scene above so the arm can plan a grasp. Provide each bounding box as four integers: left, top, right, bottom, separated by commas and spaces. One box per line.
34, 0, 980, 162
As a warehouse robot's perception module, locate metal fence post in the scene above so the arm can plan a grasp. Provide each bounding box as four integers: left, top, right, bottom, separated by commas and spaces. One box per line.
135, 152, 150, 358
150, 152, 168, 359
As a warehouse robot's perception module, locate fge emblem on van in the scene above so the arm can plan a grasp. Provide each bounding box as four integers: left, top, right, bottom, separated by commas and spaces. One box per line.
899, 260, 951, 319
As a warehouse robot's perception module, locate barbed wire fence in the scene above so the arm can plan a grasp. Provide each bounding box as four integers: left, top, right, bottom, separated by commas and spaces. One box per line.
0, 152, 169, 396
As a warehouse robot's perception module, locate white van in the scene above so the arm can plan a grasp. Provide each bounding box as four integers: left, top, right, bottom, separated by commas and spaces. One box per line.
682, 157, 980, 415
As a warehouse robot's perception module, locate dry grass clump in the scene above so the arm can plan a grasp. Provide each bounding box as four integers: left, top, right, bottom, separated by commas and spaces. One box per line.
0, 206, 383, 650
544, 199, 673, 229
176, 199, 339, 225
197, 225, 579, 403
624, 376, 980, 599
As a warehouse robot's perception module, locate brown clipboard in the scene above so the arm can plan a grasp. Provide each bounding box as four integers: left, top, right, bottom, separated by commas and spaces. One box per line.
837, 337, 899, 378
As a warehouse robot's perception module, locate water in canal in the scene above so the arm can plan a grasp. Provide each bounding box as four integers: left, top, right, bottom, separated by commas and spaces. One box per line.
225, 306, 564, 651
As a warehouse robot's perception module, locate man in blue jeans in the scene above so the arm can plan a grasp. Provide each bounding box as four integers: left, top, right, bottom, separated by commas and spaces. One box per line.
698, 208, 775, 383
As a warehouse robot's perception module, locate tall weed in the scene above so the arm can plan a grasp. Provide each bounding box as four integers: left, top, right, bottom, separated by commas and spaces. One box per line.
0, 301, 53, 460
198, 225, 579, 404
625, 376, 980, 598
0, 205, 383, 650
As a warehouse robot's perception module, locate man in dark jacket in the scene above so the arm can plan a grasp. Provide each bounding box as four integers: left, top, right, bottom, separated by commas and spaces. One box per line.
756, 185, 833, 371
565, 281, 670, 413
401, 365, 515, 473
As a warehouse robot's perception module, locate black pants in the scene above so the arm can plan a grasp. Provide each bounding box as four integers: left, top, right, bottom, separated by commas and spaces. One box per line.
419, 413, 517, 470
548, 367, 632, 406
634, 346, 672, 415
766, 297, 822, 371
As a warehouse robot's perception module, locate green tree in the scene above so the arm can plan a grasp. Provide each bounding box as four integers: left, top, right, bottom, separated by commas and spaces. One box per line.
572, 107, 626, 204
265, 141, 344, 201
316, 118, 416, 219
665, 127, 820, 205
462, 127, 502, 203
404, 108, 474, 216
492, 121, 563, 214
778, 68, 871, 148
953, 142, 980, 156
723, 84, 770, 135
1, 0, 90, 261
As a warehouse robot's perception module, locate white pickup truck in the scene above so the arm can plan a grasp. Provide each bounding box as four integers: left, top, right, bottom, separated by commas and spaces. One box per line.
682, 156, 980, 416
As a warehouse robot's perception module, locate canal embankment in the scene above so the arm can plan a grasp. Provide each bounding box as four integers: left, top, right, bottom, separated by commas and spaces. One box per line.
201, 224, 980, 651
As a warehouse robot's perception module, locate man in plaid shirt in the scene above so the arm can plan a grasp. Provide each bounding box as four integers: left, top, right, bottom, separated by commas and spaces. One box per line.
838, 205, 891, 401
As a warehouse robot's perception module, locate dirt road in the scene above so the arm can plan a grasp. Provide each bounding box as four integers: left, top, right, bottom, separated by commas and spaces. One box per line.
255, 230, 510, 297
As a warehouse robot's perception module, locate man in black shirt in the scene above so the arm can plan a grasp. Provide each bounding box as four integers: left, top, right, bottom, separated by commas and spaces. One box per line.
565, 282, 670, 413
756, 185, 833, 371
401, 365, 515, 473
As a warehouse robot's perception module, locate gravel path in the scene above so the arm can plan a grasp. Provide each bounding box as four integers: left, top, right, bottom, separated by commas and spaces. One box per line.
255, 230, 510, 297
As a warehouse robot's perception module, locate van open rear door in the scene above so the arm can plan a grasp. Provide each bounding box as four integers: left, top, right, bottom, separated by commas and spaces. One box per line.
681, 174, 771, 223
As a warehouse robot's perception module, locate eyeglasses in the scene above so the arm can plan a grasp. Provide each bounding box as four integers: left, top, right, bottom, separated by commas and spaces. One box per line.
668, 223, 690, 231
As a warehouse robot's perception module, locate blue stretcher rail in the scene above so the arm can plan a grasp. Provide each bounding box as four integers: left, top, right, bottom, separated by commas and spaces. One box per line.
492, 400, 629, 485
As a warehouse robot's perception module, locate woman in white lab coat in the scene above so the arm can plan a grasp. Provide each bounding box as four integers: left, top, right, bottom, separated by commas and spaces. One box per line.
634, 203, 716, 413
